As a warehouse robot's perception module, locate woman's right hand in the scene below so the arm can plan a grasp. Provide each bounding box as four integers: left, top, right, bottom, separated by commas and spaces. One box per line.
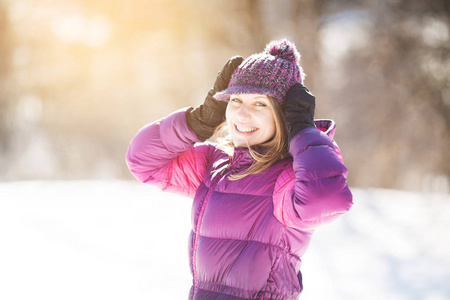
186, 56, 244, 140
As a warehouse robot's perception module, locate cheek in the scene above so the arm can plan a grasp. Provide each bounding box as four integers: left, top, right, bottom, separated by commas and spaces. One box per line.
225, 104, 239, 126
266, 121, 276, 137
225, 105, 232, 126
263, 112, 276, 129
265, 115, 277, 138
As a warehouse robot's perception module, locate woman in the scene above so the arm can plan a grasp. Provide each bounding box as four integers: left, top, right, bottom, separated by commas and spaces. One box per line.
126, 39, 353, 300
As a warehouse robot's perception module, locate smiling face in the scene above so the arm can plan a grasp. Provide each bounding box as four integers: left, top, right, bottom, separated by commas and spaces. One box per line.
225, 94, 276, 148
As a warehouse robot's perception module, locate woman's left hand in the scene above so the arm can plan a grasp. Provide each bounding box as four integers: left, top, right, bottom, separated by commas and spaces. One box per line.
284, 83, 316, 142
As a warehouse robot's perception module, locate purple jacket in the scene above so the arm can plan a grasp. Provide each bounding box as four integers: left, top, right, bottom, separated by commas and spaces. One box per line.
126, 108, 353, 300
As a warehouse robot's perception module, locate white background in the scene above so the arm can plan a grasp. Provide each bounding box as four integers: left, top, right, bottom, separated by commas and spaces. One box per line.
0, 181, 449, 300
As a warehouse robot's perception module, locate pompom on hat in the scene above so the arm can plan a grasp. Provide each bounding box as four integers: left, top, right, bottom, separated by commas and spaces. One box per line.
213, 39, 305, 105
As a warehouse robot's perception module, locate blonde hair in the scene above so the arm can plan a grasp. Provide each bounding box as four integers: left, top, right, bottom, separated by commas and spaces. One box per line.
214, 96, 289, 181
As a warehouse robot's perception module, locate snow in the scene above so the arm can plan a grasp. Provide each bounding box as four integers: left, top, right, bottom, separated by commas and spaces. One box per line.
0, 181, 449, 300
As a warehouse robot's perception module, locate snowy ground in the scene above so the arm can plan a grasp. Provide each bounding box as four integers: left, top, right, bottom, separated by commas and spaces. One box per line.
0, 181, 449, 300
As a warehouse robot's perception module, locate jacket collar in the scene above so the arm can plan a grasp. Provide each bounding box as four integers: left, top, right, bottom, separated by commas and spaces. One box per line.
314, 119, 336, 139
231, 147, 254, 169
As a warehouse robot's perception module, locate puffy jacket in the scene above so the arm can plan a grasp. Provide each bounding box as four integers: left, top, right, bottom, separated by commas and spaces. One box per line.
126, 108, 353, 300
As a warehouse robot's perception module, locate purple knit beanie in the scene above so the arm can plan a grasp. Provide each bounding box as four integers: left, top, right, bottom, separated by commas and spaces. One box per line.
214, 39, 305, 105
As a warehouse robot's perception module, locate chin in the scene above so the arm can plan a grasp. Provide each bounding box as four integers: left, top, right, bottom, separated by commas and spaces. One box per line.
232, 139, 248, 148
234, 140, 259, 148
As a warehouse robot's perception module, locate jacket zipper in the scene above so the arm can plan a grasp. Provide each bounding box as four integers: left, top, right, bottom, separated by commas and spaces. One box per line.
192, 153, 242, 294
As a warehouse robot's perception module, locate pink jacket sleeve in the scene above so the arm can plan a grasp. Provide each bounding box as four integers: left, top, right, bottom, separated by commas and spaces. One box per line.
125, 108, 211, 198
273, 127, 353, 230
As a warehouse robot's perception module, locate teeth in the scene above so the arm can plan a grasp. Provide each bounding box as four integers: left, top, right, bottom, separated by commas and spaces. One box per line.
236, 125, 257, 133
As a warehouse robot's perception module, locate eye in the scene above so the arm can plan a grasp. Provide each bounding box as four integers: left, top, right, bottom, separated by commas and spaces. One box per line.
255, 102, 267, 107
230, 98, 242, 104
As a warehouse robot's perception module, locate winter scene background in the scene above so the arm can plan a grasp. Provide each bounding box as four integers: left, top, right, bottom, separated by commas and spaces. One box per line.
1, 0, 450, 299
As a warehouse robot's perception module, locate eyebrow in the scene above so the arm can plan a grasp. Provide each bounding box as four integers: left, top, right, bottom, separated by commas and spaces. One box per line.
232, 95, 269, 102
253, 96, 270, 103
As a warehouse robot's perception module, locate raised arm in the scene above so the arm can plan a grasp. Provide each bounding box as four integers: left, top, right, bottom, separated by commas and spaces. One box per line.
126, 108, 210, 198
273, 84, 353, 229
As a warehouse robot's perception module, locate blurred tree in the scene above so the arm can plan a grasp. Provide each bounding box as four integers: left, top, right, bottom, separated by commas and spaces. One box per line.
315, 0, 450, 190
0, 2, 13, 161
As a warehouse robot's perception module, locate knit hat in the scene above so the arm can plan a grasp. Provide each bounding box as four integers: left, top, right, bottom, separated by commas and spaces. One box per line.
213, 39, 305, 105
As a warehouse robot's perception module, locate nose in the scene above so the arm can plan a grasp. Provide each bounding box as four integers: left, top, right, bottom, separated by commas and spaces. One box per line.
236, 105, 251, 122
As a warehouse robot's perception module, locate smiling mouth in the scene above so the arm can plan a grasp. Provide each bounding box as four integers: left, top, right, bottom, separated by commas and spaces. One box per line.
235, 124, 258, 133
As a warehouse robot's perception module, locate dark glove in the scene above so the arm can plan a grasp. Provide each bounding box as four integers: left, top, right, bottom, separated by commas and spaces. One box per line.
284, 83, 316, 142
186, 56, 244, 140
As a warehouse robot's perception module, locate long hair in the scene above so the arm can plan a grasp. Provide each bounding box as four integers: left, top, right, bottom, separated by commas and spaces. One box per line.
214, 96, 289, 181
